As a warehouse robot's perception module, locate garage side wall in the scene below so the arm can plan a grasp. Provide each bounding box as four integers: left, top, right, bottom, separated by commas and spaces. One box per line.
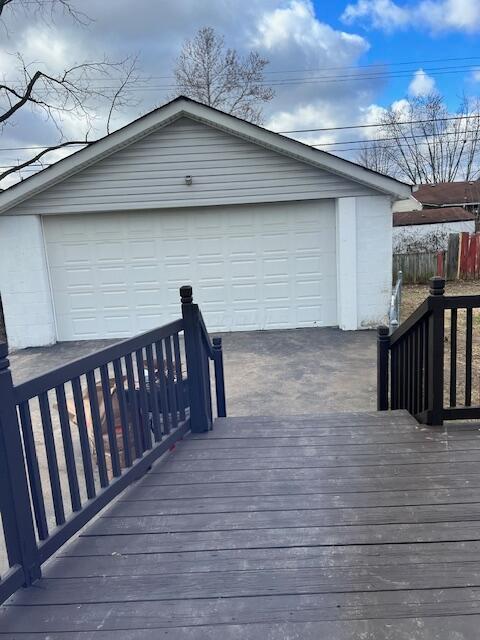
0, 215, 55, 349
356, 195, 392, 328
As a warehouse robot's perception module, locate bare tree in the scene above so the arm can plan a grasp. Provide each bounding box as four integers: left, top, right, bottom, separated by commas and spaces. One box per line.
172, 26, 274, 124
0, 0, 138, 184
358, 141, 399, 178
358, 94, 480, 184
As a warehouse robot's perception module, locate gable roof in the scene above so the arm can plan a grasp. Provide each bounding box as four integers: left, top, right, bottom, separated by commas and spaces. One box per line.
393, 206, 476, 227
414, 181, 480, 207
0, 96, 411, 214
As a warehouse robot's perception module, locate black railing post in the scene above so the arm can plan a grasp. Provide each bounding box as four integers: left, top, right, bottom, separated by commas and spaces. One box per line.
427, 276, 445, 426
212, 337, 227, 418
180, 286, 211, 433
0, 342, 40, 586
377, 325, 390, 411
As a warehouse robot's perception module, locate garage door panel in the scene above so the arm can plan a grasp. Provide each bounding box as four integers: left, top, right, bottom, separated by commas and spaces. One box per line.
44, 201, 337, 340
48, 242, 92, 267
68, 315, 100, 337
131, 264, 159, 285
65, 291, 98, 312
230, 259, 257, 279
229, 235, 257, 256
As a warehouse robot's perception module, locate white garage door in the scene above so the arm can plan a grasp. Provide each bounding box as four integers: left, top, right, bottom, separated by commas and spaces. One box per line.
44, 200, 337, 341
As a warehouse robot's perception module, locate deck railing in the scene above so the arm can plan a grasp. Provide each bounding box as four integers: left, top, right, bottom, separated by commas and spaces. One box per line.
378, 276, 480, 426
0, 285, 225, 605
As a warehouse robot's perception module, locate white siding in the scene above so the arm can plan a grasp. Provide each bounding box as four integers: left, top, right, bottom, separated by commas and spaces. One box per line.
7, 117, 375, 216
0, 215, 56, 348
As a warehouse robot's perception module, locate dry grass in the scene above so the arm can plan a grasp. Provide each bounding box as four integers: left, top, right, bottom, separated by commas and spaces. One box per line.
402, 280, 480, 408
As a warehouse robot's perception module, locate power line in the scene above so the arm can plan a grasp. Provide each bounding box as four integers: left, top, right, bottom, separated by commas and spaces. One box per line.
0, 116, 479, 155
2, 130, 479, 169
311, 129, 480, 147
6, 55, 477, 83
278, 114, 480, 134
4, 62, 479, 93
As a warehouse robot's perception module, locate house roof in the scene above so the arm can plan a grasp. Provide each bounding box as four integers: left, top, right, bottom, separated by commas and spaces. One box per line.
0, 96, 411, 215
393, 206, 476, 227
414, 181, 480, 207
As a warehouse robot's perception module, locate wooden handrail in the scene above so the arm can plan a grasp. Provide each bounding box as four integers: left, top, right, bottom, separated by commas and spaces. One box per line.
389, 298, 430, 346
0, 286, 227, 606
14, 320, 184, 404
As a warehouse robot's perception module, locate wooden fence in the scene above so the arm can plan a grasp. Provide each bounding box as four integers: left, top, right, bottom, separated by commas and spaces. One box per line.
393, 232, 480, 283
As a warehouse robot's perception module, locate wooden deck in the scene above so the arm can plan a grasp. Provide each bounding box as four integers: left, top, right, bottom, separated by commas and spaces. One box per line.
3, 410, 480, 638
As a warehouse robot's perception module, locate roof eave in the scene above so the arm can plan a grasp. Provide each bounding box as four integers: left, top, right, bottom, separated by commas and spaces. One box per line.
0, 97, 411, 214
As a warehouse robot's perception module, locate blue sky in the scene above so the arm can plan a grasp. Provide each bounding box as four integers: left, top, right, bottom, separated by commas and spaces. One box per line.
315, 0, 480, 109
1, 0, 480, 185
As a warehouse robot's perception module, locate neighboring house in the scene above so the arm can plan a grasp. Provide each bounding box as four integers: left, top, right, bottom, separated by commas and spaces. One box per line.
0, 97, 409, 349
393, 180, 480, 216
415, 181, 480, 215
393, 207, 476, 253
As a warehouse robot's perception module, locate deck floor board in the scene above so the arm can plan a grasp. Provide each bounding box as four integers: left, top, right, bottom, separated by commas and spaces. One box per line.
2, 410, 480, 638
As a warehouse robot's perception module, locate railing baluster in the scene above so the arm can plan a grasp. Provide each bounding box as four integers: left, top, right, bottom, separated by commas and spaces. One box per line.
393, 345, 398, 409
466, 307, 473, 407
407, 332, 413, 413
412, 329, 418, 415
389, 345, 396, 410
71, 377, 96, 499
18, 401, 49, 540
86, 370, 109, 488
204, 349, 213, 423
154, 340, 170, 435
112, 359, 133, 468
124, 353, 143, 459
172, 332, 186, 421
145, 344, 162, 442
164, 336, 178, 431
417, 322, 423, 414
450, 308, 457, 407
55, 384, 82, 512
423, 318, 429, 411
377, 326, 390, 411
135, 349, 153, 452
38, 391, 65, 526
100, 365, 122, 477
213, 337, 227, 418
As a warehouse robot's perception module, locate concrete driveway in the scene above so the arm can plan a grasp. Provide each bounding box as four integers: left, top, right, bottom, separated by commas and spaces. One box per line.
10, 327, 377, 415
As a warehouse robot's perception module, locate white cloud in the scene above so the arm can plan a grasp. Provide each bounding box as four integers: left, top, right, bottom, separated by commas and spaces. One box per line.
408, 68, 436, 97
251, 1, 382, 152
0, 0, 391, 183
252, 0, 368, 61
341, 0, 409, 32
342, 0, 480, 33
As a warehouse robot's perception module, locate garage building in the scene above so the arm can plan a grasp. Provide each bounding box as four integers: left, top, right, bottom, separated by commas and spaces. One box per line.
0, 97, 410, 349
